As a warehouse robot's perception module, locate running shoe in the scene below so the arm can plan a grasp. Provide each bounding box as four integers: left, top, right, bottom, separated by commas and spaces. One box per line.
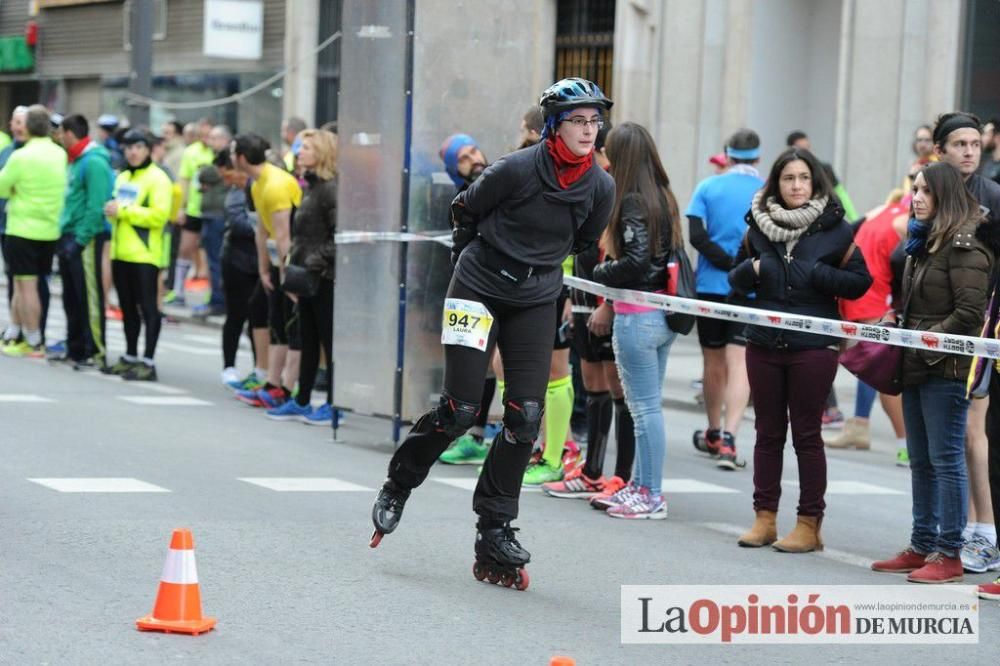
256, 386, 287, 409
821, 407, 845, 430
606, 486, 668, 520
303, 403, 335, 426
896, 448, 910, 467
162, 291, 185, 307
102, 357, 136, 376
192, 303, 225, 318
221, 367, 242, 386
439, 434, 490, 465
229, 371, 265, 392
961, 535, 1000, 574
588, 477, 630, 510
542, 465, 605, 499
562, 440, 583, 472
106, 305, 124, 320
266, 400, 312, 422
123, 363, 157, 381
73, 354, 104, 372
716, 432, 744, 471
45, 339, 67, 356
979, 576, 1000, 600
2, 341, 44, 358
522, 461, 564, 486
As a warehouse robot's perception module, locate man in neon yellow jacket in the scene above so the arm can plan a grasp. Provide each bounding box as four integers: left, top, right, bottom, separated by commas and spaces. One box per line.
102, 129, 172, 381
0, 105, 67, 358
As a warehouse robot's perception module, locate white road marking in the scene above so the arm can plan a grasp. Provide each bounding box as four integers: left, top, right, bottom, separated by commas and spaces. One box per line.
92, 373, 188, 395
432, 477, 541, 492
157, 341, 219, 356
702, 522, 875, 570
118, 396, 212, 406
0, 394, 55, 402
239, 477, 373, 492
663, 478, 740, 494
28, 477, 171, 493
782, 480, 906, 495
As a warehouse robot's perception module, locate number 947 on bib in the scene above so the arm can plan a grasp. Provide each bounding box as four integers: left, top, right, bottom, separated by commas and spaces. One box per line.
441, 298, 494, 352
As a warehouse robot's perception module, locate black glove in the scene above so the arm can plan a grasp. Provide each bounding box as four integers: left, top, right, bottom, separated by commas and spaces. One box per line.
450, 198, 479, 268
57, 234, 82, 260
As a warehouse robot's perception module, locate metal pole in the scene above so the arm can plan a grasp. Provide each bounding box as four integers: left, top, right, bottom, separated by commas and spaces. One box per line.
129, 0, 154, 127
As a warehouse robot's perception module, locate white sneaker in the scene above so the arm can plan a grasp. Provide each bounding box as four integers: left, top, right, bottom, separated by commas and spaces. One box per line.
221, 367, 241, 385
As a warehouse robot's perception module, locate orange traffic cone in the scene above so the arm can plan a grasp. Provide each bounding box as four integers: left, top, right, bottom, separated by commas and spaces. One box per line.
136, 528, 217, 635
550, 658, 575, 666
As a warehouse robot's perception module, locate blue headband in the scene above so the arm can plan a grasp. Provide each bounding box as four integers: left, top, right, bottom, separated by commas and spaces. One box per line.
726, 146, 760, 160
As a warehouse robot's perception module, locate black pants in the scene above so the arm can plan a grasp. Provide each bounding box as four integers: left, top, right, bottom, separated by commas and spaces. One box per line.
387, 276, 556, 523
984, 370, 1000, 539
59, 236, 105, 362
222, 261, 259, 368
112, 260, 160, 360
295, 277, 334, 407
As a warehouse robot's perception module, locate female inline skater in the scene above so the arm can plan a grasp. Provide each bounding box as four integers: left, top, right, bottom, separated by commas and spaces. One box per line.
369, 78, 615, 591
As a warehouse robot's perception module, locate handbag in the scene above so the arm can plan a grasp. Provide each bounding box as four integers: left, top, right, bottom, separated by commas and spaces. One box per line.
839, 321, 903, 396
282, 264, 321, 298
664, 247, 696, 335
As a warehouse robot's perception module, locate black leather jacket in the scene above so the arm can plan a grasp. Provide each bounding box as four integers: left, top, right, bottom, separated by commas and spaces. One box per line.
593, 193, 673, 292
288, 172, 337, 280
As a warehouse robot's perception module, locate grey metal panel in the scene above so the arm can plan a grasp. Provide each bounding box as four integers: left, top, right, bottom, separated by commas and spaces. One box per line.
332, 0, 408, 420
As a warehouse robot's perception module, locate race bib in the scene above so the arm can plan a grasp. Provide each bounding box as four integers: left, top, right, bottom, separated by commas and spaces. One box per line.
117, 183, 140, 206
441, 299, 494, 352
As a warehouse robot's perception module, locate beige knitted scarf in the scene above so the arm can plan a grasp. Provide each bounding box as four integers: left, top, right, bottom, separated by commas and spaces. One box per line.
751, 191, 829, 251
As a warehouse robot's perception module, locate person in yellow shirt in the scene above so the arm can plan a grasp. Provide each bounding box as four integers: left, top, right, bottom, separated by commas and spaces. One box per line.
169, 117, 213, 305
232, 133, 303, 409
102, 130, 173, 381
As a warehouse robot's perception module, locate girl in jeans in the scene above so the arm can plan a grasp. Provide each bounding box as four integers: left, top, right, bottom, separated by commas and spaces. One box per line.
592, 122, 681, 520
729, 148, 871, 551
872, 161, 993, 583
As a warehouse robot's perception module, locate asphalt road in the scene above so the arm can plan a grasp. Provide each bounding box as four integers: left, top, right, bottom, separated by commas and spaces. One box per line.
1, 298, 998, 664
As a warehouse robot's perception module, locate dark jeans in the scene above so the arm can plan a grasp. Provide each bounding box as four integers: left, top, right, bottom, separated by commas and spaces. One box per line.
388, 275, 555, 523
902, 376, 969, 557
746, 344, 839, 517
201, 215, 225, 307
112, 260, 160, 360
295, 277, 333, 407
985, 370, 1000, 543
59, 235, 105, 362
221, 262, 258, 369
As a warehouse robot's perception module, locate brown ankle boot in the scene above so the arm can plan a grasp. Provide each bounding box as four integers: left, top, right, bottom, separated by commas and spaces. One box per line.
825, 417, 871, 450
773, 515, 824, 553
737, 510, 777, 547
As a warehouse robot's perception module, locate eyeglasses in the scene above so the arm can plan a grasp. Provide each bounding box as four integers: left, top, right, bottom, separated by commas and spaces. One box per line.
563, 117, 604, 130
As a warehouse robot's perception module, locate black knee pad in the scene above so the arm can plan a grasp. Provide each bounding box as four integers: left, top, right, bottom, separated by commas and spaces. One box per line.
434, 393, 479, 439
502, 398, 543, 444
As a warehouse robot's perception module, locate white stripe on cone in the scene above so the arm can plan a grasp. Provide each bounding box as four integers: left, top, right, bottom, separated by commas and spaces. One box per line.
160, 548, 199, 584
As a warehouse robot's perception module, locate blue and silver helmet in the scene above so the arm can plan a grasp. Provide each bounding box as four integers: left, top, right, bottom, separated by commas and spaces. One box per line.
538, 77, 613, 118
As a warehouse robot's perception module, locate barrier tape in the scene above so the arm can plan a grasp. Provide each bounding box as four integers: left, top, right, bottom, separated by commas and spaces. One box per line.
333, 230, 999, 360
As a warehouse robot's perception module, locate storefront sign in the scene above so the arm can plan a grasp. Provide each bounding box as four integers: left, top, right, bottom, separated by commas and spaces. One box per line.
203, 0, 263, 60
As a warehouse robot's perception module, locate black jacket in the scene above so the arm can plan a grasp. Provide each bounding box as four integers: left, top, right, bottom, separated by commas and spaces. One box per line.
729, 199, 872, 350
453, 141, 614, 306
289, 172, 337, 280
221, 186, 257, 276
593, 193, 673, 292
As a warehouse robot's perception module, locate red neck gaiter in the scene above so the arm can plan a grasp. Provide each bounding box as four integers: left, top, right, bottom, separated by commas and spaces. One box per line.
546, 135, 593, 189
67, 136, 91, 163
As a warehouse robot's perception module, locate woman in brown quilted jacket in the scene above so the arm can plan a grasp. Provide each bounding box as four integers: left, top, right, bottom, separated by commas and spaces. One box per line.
872, 161, 994, 583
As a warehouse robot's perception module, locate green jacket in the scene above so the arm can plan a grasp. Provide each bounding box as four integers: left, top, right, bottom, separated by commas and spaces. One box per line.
60, 141, 114, 246
0, 136, 67, 241
110, 162, 172, 265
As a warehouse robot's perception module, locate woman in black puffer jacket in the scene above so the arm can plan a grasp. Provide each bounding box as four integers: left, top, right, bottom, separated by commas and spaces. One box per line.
271, 129, 338, 425
729, 147, 871, 553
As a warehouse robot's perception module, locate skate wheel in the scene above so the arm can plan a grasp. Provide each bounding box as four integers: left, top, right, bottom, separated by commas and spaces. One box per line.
500, 572, 514, 587
369, 530, 383, 548
486, 568, 500, 584
514, 568, 530, 591
473, 562, 486, 582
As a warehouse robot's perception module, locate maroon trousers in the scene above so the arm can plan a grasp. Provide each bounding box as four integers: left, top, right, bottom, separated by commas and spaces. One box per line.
746, 344, 839, 517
